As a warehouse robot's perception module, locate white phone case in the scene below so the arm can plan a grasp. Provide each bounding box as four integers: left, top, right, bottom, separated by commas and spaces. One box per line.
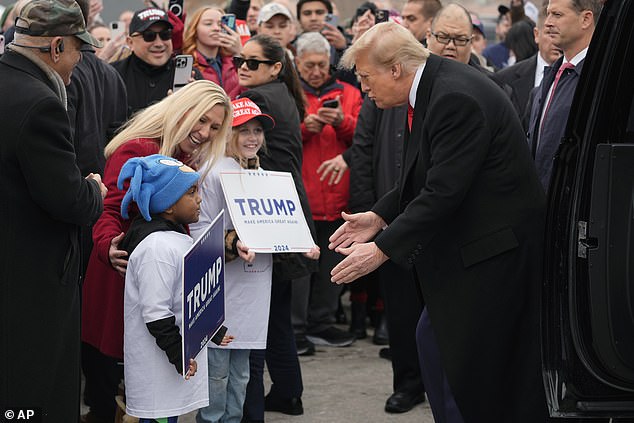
173, 55, 194, 92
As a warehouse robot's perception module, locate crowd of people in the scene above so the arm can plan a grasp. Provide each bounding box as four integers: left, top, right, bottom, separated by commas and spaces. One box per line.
0, 0, 602, 422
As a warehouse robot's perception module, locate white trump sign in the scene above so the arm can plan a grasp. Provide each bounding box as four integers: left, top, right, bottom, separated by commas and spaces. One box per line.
220, 169, 315, 253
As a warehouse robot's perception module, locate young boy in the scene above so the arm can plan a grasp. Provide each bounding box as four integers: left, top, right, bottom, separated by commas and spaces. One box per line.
117, 154, 220, 423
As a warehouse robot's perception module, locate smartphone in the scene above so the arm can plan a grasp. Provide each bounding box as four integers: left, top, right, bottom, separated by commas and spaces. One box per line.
173, 54, 193, 92
0, 35, 5, 56
168, 0, 184, 19
323, 99, 339, 108
221, 14, 236, 33
109, 21, 125, 40
324, 13, 338, 28
375, 9, 390, 23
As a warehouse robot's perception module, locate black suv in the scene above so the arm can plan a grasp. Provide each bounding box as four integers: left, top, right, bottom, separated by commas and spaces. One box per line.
543, 0, 634, 418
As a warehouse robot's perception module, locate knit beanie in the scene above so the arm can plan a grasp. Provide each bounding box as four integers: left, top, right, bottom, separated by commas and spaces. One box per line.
118, 154, 200, 221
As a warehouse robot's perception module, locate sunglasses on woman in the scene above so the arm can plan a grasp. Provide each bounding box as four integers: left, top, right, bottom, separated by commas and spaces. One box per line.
233, 56, 277, 71
131, 29, 173, 42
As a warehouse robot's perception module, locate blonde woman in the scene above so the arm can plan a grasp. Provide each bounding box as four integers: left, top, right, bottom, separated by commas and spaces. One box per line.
81, 80, 232, 423
182, 6, 243, 99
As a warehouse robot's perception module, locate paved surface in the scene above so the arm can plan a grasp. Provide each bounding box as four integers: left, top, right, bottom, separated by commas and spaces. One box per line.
83, 324, 434, 423
179, 325, 434, 423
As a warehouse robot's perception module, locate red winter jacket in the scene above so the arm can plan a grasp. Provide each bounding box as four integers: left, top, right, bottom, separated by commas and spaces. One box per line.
300, 78, 362, 221
192, 50, 243, 100
81, 138, 187, 359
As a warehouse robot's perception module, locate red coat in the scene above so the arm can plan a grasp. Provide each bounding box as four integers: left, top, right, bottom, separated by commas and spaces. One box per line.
192, 50, 243, 100
300, 79, 362, 221
81, 138, 162, 359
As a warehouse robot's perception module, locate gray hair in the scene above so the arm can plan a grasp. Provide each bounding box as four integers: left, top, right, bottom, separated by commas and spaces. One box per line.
295, 31, 331, 58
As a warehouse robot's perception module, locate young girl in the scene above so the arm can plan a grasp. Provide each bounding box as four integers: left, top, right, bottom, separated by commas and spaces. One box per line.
236, 34, 317, 420
190, 98, 275, 423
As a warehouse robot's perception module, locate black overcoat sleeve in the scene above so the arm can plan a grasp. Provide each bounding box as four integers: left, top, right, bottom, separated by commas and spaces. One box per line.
374, 92, 489, 266
17, 97, 103, 226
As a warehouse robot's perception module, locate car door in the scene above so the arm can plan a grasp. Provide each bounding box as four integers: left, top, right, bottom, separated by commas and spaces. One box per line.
543, 0, 634, 418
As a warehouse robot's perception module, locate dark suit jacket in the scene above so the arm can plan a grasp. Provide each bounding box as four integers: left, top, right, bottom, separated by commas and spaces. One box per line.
372, 54, 548, 422
0, 51, 103, 422
527, 56, 585, 190
497, 54, 537, 125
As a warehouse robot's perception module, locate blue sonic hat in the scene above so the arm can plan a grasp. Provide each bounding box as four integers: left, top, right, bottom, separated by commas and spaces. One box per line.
118, 154, 200, 221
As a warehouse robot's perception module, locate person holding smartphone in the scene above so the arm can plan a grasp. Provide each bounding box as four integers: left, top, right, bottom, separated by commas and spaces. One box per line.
351, 2, 378, 43
182, 7, 244, 99
296, 0, 348, 57
235, 34, 320, 420
293, 31, 362, 354
110, 7, 201, 116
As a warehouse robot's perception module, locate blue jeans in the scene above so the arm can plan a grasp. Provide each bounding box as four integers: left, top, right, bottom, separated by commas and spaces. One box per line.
196, 348, 250, 423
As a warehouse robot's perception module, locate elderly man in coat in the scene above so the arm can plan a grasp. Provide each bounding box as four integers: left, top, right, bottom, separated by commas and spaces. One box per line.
0, 1, 106, 422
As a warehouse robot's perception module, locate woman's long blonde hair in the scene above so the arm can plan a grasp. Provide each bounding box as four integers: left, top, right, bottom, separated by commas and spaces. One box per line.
105, 80, 232, 172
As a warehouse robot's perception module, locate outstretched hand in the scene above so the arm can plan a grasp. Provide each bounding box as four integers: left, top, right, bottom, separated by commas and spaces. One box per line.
328, 211, 386, 251
330, 242, 388, 284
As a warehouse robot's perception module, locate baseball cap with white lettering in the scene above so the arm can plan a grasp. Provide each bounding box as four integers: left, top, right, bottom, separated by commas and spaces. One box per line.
232, 98, 275, 130
129, 7, 173, 35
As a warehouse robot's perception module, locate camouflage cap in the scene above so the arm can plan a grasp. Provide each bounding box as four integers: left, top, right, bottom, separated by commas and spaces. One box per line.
15, 0, 101, 47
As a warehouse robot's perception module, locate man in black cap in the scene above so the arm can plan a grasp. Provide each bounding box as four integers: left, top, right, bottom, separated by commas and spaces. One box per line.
112, 7, 199, 116
0, 0, 107, 421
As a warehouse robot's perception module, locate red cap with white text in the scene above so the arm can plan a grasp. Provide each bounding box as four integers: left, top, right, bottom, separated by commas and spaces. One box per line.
231, 98, 275, 130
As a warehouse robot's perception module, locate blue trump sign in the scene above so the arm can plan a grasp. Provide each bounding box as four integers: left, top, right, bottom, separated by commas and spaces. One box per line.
182, 210, 225, 376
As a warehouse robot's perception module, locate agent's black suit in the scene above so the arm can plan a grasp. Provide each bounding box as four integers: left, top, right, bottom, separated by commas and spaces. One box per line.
372, 54, 549, 422
497, 54, 538, 128
527, 56, 585, 191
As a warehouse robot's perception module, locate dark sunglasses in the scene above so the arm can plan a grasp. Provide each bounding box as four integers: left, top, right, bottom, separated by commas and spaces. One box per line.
233, 56, 277, 71
132, 29, 172, 42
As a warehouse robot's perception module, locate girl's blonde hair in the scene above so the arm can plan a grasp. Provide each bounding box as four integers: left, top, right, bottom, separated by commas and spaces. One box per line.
105, 80, 232, 173
226, 120, 267, 162
182, 6, 225, 60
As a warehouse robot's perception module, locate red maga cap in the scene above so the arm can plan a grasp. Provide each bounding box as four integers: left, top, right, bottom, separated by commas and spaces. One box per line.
231, 98, 275, 130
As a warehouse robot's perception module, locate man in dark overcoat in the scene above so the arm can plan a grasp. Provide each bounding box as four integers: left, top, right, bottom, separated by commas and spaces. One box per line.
330, 22, 550, 423
0, 1, 106, 422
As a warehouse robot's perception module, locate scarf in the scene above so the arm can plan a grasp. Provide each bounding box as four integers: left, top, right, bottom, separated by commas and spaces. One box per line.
7, 43, 68, 109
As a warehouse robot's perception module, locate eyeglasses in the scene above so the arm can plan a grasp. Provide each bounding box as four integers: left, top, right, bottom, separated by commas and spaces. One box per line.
430, 31, 472, 46
233, 56, 277, 71
131, 29, 172, 42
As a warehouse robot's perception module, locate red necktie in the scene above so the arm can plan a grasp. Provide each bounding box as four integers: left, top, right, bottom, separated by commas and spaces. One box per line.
540, 62, 574, 130
407, 105, 415, 131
